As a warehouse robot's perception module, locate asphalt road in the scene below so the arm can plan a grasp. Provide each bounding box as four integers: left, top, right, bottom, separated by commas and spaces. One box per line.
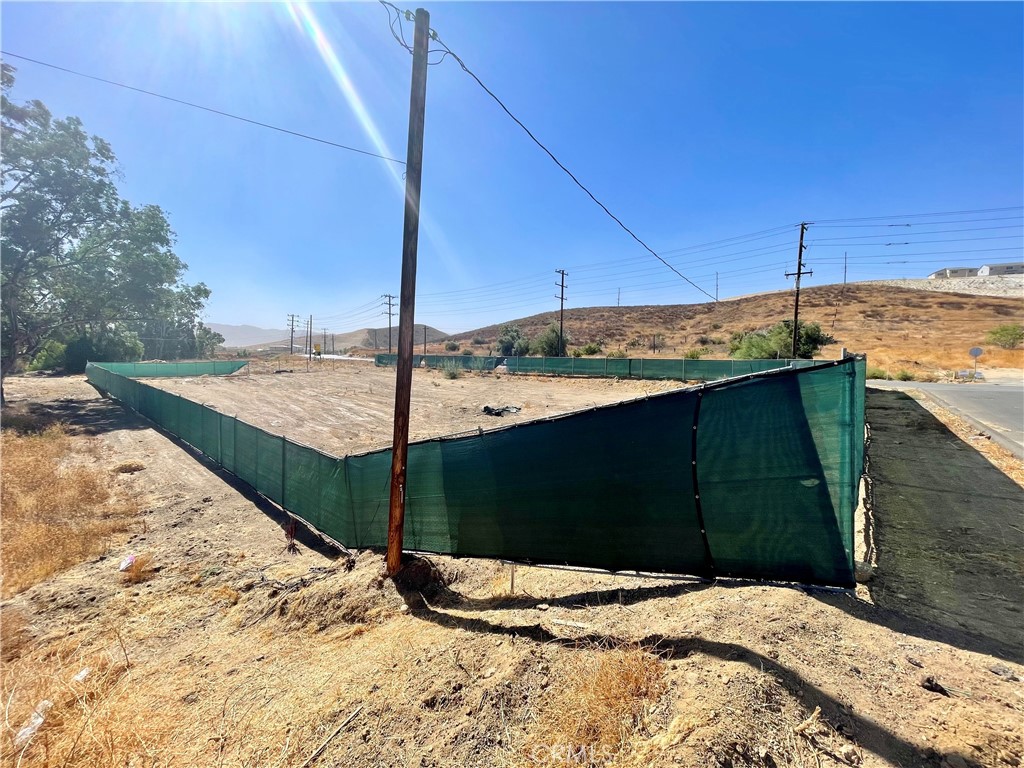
869, 380, 1024, 456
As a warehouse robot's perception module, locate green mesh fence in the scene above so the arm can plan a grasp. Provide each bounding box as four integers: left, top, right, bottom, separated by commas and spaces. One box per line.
86, 358, 865, 587
89, 361, 249, 378
374, 354, 822, 381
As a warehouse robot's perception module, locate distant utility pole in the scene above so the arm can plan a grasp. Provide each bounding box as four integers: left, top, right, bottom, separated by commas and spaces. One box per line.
386, 7, 430, 578
617, 287, 620, 307
555, 269, 568, 356
307, 315, 313, 361
383, 293, 397, 354
422, 325, 427, 355
715, 272, 719, 302
785, 222, 812, 359
287, 313, 298, 354
322, 328, 328, 356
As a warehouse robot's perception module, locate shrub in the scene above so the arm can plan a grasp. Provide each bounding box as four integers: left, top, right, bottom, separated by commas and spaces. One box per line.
580, 342, 602, 356
606, 348, 627, 359
710, 323, 722, 330
985, 323, 1024, 349
866, 366, 890, 380
27, 340, 66, 371
440, 359, 461, 379
444, 341, 459, 352
461, 348, 474, 356
531, 323, 571, 357
696, 335, 712, 346
572, 349, 583, 358
471, 336, 487, 345
497, 324, 531, 356
730, 320, 835, 360
684, 347, 710, 360
63, 332, 144, 373
895, 369, 915, 381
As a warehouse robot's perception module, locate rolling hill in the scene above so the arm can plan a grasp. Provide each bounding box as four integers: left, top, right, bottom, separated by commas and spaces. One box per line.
446, 281, 1023, 374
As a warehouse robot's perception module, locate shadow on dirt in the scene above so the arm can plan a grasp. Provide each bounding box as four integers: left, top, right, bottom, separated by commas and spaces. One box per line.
405, 603, 982, 768
836, 389, 1023, 664
3, 388, 151, 436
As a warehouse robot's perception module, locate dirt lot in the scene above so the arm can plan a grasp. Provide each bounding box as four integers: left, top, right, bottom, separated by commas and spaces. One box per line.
144, 360, 682, 456
1, 371, 1022, 768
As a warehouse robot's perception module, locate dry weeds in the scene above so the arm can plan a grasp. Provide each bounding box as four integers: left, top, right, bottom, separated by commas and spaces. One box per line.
528, 646, 666, 766
0, 424, 140, 598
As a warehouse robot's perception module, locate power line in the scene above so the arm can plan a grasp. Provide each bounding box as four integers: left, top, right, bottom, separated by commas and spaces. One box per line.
1, 51, 406, 165
811, 215, 1023, 228
812, 206, 1023, 224
392, 19, 716, 302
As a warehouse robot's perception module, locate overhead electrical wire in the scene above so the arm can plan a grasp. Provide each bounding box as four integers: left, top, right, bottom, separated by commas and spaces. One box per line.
376, 1, 717, 302
0, 50, 406, 164
811, 206, 1023, 224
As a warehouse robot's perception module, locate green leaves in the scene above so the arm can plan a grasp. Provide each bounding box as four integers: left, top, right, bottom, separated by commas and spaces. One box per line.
1, 65, 216, 384
729, 320, 836, 360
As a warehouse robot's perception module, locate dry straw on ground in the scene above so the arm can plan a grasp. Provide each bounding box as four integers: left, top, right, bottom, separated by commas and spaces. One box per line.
0, 424, 139, 598
528, 646, 666, 766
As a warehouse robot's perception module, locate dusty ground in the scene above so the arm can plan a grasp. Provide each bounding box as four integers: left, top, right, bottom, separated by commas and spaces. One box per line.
1, 372, 1022, 768
143, 361, 681, 456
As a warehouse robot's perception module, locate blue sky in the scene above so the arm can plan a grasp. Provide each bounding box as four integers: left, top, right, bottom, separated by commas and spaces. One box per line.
3, 1, 1022, 334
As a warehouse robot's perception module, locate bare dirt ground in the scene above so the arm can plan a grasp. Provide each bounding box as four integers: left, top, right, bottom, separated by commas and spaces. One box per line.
1, 372, 1022, 768
143, 361, 682, 456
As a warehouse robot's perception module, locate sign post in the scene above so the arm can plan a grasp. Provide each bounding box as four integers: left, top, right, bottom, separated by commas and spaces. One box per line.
969, 346, 983, 381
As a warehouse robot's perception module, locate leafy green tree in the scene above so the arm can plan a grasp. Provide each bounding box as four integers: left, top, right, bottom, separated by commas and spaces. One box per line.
496, 323, 530, 356
531, 323, 571, 357
985, 324, 1024, 350
730, 320, 835, 359
1, 65, 215, 399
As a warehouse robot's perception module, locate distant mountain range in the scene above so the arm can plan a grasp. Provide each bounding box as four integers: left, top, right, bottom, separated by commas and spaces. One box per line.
209, 323, 449, 350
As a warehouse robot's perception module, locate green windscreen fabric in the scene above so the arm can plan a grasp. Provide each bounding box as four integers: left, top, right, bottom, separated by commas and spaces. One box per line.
375, 354, 825, 382
87, 358, 865, 587
89, 361, 248, 378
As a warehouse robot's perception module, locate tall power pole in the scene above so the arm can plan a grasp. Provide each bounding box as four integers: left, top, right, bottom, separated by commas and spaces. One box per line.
786, 222, 811, 359
307, 315, 313, 360
383, 294, 397, 354
287, 314, 298, 354
555, 269, 568, 356
322, 328, 328, 356
386, 7, 430, 577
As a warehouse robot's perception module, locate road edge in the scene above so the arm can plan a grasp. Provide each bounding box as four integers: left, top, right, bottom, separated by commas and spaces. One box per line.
907, 387, 1024, 459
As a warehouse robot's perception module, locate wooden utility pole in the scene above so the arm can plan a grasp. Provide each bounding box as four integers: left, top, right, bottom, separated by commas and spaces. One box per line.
386, 7, 430, 577
307, 315, 313, 360
287, 314, 298, 355
555, 269, 568, 356
383, 294, 397, 354
423, 325, 427, 355
786, 223, 811, 359
715, 272, 719, 302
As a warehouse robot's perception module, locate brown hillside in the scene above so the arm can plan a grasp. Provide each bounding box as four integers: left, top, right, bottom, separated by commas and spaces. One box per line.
450, 284, 1023, 374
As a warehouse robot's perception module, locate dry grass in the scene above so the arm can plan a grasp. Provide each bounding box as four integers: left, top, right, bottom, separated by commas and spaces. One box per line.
112, 461, 145, 474
1, 424, 140, 598
528, 646, 666, 766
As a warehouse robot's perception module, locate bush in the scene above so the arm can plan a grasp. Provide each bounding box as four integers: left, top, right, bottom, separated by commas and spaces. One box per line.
895, 369, 915, 381
986, 323, 1024, 349
571, 349, 583, 358
684, 347, 710, 360
866, 366, 890, 380
444, 341, 459, 352
63, 332, 144, 374
730, 320, 835, 360
440, 359, 461, 379
580, 342, 602, 356
531, 323, 571, 357
606, 349, 627, 359
461, 348, 474, 356
695, 335, 712, 346
496, 324, 530, 356
27, 340, 66, 371
471, 336, 487, 345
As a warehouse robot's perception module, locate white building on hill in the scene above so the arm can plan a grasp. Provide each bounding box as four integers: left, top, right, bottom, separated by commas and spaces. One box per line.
977, 262, 1024, 276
